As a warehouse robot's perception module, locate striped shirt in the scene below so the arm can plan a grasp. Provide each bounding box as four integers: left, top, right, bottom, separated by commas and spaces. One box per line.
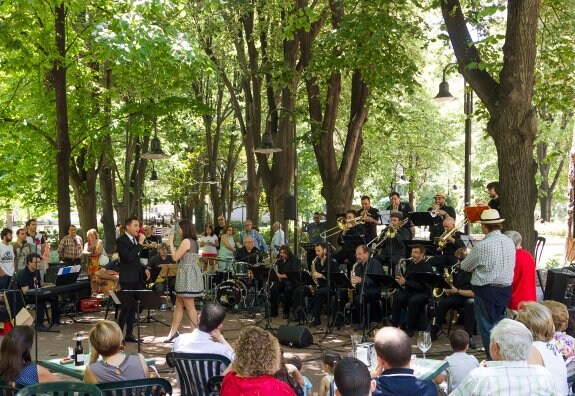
460, 230, 515, 286
449, 361, 554, 396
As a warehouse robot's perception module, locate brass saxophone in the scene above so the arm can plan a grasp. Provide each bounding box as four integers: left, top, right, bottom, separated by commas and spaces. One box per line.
433, 264, 457, 298
310, 257, 320, 295
349, 261, 359, 301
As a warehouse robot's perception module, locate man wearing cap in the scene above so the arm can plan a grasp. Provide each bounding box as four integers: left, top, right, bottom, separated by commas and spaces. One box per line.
460, 209, 515, 359
427, 192, 456, 242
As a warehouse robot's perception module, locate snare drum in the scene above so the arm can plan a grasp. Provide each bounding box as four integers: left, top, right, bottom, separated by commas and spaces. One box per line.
215, 270, 233, 284
203, 272, 217, 292
216, 279, 247, 308
233, 261, 249, 276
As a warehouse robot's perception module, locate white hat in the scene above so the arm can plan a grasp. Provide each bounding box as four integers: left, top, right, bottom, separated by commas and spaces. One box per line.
480, 209, 505, 224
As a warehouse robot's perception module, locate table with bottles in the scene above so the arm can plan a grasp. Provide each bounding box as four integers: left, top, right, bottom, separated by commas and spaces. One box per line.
39, 356, 157, 380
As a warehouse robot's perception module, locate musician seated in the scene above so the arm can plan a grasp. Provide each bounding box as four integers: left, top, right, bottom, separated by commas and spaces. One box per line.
291, 242, 340, 326
427, 217, 466, 273
350, 244, 384, 330
270, 245, 301, 319
430, 248, 476, 348
333, 210, 366, 277
147, 243, 175, 293
234, 236, 261, 265
391, 244, 433, 337
16, 253, 62, 332
374, 211, 409, 275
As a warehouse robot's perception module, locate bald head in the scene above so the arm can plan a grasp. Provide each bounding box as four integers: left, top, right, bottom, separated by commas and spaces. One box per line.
374, 327, 412, 369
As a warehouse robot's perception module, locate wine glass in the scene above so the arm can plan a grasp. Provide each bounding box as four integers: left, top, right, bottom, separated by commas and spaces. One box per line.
417, 331, 432, 360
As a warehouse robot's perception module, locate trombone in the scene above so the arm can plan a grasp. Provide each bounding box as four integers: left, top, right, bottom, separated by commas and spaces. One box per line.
320, 216, 363, 239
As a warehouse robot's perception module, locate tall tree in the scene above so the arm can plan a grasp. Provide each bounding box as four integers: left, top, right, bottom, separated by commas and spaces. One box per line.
440, 0, 540, 251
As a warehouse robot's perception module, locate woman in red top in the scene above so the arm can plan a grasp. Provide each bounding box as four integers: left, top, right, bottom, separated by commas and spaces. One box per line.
222, 326, 295, 396
505, 230, 536, 310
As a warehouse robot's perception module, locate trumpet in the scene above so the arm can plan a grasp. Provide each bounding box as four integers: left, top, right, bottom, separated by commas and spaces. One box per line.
430, 204, 440, 217
320, 216, 363, 239
360, 208, 369, 222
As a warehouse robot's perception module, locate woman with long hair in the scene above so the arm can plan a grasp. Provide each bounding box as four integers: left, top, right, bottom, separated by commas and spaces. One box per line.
84, 320, 149, 384
83, 228, 106, 294
0, 326, 57, 385
165, 219, 204, 343
217, 225, 236, 270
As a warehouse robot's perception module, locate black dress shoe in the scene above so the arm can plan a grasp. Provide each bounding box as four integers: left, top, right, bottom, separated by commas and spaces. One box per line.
124, 335, 141, 343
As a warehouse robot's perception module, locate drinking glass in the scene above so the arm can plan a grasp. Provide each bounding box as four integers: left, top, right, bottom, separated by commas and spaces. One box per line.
351, 334, 362, 358
417, 331, 432, 359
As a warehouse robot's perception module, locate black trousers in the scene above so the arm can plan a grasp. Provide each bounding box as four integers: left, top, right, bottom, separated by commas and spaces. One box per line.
270, 280, 295, 315
435, 295, 475, 336
391, 290, 430, 330
292, 285, 313, 319
26, 296, 60, 325
117, 281, 142, 337
352, 290, 381, 325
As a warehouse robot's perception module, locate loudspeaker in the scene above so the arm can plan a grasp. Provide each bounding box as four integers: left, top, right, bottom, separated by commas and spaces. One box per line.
277, 325, 313, 348
284, 195, 296, 220
544, 268, 575, 304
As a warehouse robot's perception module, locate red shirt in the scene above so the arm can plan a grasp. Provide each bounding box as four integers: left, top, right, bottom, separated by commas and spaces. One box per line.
508, 248, 537, 310
221, 371, 296, 396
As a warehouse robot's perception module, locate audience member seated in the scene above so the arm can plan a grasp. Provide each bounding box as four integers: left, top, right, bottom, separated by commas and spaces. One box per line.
84, 320, 150, 384
450, 318, 554, 395
540, 300, 575, 377
434, 329, 479, 392
318, 352, 342, 396
516, 301, 568, 395
0, 326, 57, 385
286, 355, 312, 396
334, 357, 375, 396
274, 351, 305, 396
221, 326, 295, 395
372, 327, 436, 396
172, 303, 235, 364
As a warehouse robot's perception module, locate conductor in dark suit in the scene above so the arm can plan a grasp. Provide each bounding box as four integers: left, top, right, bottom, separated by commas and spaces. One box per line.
116, 216, 150, 342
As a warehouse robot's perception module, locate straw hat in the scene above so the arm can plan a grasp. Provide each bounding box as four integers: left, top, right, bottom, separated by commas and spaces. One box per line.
434, 192, 446, 198
480, 209, 505, 224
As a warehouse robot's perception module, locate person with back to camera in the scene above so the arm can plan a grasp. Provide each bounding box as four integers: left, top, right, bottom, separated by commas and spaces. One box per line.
516, 301, 568, 396
539, 300, 575, 378
318, 352, 342, 396
83, 320, 149, 384
0, 326, 57, 386
433, 329, 479, 392
334, 357, 376, 396
165, 219, 204, 343
221, 326, 296, 395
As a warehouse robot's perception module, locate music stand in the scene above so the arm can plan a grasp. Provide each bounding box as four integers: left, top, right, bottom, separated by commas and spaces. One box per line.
411, 272, 452, 290
284, 270, 313, 287
250, 265, 279, 331
366, 274, 400, 327
378, 210, 391, 226
459, 235, 475, 248
157, 264, 178, 307
321, 272, 351, 330
405, 240, 437, 257
408, 212, 434, 228
118, 289, 165, 353
300, 243, 317, 271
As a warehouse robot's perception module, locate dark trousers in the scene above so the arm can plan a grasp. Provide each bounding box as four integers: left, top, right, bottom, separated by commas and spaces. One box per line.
117, 281, 142, 337
292, 285, 313, 320
0, 275, 12, 290
270, 280, 295, 315
26, 296, 60, 325
435, 295, 475, 336
352, 290, 381, 325
392, 290, 430, 330
473, 285, 511, 360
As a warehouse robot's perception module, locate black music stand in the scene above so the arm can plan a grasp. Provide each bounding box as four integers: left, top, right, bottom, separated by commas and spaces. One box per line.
366, 273, 400, 327
405, 240, 437, 257
322, 272, 351, 331
250, 265, 279, 331
118, 289, 164, 353
300, 243, 317, 271
411, 272, 452, 290
408, 212, 434, 228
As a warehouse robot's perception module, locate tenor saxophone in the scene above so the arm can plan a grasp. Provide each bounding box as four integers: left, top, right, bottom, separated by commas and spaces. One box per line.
349, 261, 359, 301
310, 257, 319, 295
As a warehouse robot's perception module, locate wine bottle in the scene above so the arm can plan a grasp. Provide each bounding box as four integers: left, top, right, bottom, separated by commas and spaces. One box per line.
74, 338, 84, 366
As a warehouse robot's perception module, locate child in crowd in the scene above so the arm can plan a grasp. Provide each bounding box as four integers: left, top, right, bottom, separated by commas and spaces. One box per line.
434, 329, 479, 394
319, 352, 342, 396
334, 357, 374, 396
286, 354, 312, 396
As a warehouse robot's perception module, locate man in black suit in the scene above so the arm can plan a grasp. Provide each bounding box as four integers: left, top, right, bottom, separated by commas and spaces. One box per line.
116, 216, 150, 342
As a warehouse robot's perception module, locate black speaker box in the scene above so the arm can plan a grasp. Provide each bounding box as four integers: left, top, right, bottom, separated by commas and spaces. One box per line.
544, 268, 575, 304
284, 195, 296, 220
277, 325, 313, 348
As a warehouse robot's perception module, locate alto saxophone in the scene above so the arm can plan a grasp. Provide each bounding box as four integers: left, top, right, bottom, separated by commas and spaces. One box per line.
310, 257, 320, 295
349, 261, 360, 301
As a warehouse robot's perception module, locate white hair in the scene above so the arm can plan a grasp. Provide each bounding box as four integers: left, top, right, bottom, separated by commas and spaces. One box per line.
504, 230, 522, 249
490, 319, 532, 361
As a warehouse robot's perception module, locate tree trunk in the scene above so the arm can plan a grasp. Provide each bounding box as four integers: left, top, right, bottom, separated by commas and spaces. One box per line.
566, 125, 575, 262
100, 68, 116, 253
441, 0, 540, 252
54, 2, 71, 237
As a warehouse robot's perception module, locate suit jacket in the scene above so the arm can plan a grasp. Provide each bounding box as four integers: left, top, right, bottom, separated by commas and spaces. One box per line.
117, 234, 144, 284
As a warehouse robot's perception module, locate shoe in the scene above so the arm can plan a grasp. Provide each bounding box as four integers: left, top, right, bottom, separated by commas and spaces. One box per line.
124, 335, 142, 343
469, 337, 477, 349
283, 312, 290, 320
163, 331, 180, 343
309, 319, 321, 327
35, 324, 55, 333
430, 325, 440, 341
160, 304, 167, 312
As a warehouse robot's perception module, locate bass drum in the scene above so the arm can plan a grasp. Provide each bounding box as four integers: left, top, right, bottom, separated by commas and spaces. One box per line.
215, 279, 247, 308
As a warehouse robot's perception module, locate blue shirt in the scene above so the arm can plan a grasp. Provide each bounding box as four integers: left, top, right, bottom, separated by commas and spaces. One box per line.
14, 363, 38, 386
373, 367, 437, 396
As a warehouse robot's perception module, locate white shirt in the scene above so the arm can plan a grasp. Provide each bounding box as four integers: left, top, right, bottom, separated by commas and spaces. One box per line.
533, 340, 568, 396
271, 229, 285, 257
26, 233, 43, 255
0, 242, 15, 276
200, 235, 218, 256
173, 329, 235, 362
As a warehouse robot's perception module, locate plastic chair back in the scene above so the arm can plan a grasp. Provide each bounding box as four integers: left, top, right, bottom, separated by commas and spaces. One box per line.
165, 352, 230, 396
16, 381, 103, 396
97, 378, 172, 396
0, 380, 24, 396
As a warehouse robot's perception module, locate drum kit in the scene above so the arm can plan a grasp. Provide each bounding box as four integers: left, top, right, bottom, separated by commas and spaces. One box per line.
204, 257, 272, 309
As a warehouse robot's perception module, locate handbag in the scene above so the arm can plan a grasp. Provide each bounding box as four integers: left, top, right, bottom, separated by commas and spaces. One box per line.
99, 253, 110, 266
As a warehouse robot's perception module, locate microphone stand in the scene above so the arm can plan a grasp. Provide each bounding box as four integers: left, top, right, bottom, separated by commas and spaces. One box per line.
359, 256, 371, 342
262, 258, 278, 331
319, 247, 334, 341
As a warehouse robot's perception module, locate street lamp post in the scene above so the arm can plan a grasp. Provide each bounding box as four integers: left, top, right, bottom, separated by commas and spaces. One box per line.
254, 107, 298, 257
434, 63, 473, 233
